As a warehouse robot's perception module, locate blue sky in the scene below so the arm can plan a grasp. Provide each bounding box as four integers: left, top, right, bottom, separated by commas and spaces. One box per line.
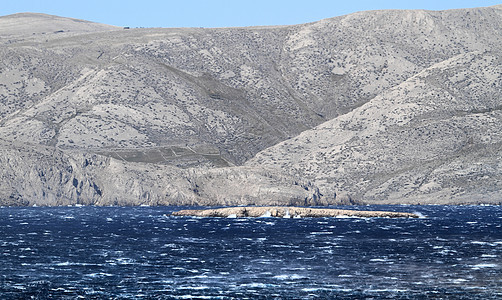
2, 0, 501, 28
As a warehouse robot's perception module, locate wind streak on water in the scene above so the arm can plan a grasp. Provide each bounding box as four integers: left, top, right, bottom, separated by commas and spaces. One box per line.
0, 205, 501, 299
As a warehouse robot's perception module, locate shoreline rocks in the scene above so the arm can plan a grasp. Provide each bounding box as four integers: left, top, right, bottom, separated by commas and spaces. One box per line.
171, 206, 420, 218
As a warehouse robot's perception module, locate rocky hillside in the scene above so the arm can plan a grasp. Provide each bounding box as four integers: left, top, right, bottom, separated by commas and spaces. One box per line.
1, 6, 502, 206
248, 51, 502, 204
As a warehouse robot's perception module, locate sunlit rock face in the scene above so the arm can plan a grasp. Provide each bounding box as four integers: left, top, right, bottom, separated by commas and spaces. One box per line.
1, 6, 502, 205
171, 206, 419, 218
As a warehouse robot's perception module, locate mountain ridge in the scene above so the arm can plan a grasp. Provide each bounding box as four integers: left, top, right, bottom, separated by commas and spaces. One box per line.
1, 6, 501, 205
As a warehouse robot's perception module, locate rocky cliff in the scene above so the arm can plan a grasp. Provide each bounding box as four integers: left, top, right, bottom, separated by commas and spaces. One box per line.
1, 6, 502, 206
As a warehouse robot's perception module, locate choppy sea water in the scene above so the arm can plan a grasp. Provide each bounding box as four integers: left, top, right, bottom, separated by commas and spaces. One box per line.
0, 205, 501, 299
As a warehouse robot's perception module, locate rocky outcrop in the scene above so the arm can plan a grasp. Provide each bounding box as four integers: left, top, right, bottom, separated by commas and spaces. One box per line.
171, 206, 419, 218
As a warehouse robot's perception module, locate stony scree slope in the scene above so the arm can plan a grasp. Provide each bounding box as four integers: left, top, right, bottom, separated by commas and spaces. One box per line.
247, 51, 502, 204
1, 7, 502, 205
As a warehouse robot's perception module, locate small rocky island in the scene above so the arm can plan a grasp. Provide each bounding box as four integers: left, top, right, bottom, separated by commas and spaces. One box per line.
171, 206, 419, 218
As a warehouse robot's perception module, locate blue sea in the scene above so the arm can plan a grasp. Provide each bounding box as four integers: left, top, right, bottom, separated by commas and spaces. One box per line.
0, 205, 501, 299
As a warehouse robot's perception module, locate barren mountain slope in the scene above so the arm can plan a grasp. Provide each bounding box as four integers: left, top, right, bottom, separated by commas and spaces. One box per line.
0, 13, 118, 37
0, 138, 320, 206
1, 7, 502, 205
247, 51, 502, 204
2, 7, 502, 165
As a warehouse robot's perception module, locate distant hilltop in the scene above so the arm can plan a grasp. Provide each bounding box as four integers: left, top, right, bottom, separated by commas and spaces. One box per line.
1, 6, 502, 206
